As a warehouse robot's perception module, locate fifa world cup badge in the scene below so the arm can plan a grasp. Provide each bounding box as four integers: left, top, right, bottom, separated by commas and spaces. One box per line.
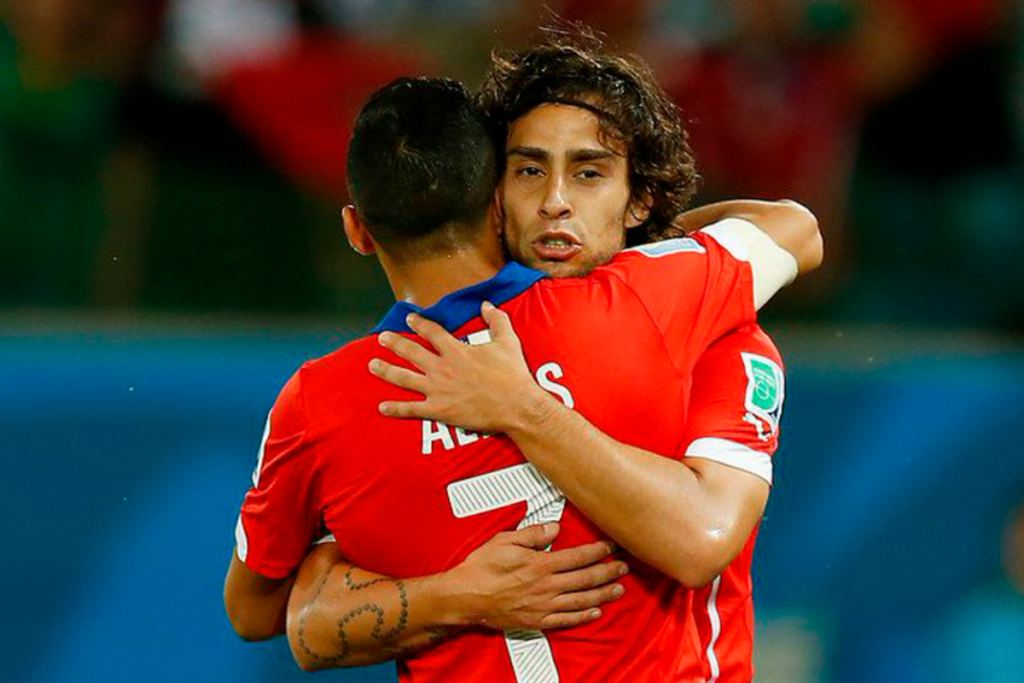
741, 353, 784, 441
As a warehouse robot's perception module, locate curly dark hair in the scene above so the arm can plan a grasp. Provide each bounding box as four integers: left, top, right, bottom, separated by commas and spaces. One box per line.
477, 26, 698, 240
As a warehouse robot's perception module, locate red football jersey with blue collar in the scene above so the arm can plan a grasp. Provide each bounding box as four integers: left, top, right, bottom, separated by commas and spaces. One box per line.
236, 231, 758, 683
682, 325, 784, 683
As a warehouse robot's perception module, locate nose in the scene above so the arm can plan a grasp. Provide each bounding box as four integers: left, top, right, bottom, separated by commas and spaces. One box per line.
539, 176, 572, 220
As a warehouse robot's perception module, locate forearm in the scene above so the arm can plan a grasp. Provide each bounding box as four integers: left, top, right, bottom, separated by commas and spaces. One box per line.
287, 545, 460, 670
224, 551, 295, 641
505, 392, 748, 587
674, 199, 823, 274
287, 528, 625, 670
368, 309, 768, 587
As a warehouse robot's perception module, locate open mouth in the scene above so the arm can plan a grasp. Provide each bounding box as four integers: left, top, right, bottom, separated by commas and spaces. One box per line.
532, 232, 583, 262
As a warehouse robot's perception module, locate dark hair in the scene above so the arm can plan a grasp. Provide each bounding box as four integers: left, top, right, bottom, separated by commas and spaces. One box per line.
477, 26, 698, 240
347, 77, 499, 259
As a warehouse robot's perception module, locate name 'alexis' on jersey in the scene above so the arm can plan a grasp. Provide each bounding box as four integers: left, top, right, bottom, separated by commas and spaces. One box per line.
421, 354, 575, 456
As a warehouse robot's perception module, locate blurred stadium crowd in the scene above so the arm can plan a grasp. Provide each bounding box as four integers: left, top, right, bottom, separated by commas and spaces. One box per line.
2, 0, 1023, 331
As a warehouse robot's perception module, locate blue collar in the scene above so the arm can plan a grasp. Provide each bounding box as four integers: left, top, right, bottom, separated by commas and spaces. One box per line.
372, 262, 547, 334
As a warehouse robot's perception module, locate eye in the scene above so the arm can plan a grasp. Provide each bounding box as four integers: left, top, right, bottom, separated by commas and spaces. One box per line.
514, 165, 544, 177
578, 169, 604, 180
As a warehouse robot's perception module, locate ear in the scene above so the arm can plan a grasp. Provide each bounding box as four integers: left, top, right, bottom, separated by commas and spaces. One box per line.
492, 191, 506, 238
342, 205, 376, 255
625, 195, 651, 230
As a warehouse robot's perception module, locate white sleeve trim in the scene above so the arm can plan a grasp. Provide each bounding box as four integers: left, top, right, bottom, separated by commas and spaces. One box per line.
235, 515, 249, 562
684, 437, 774, 485
314, 534, 336, 545
699, 218, 798, 310
705, 575, 723, 682
252, 409, 273, 488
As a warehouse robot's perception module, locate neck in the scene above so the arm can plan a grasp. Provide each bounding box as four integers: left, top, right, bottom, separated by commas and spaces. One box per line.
380, 241, 506, 309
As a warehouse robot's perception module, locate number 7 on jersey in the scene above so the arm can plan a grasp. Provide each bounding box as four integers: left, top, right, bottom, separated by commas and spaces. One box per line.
447, 463, 567, 683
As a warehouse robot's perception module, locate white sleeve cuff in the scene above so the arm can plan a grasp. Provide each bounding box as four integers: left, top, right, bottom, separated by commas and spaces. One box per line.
235, 515, 249, 561
684, 437, 774, 485
700, 218, 798, 310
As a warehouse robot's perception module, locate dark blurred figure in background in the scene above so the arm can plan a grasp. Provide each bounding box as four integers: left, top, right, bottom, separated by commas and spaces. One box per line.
0, 0, 429, 315
0, 0, 167, 308
650, 0, 859, 315
577, 0, 1024, 330
194, 0, 426, 315
0, 0, 326, 312
845, 0, 1024, 331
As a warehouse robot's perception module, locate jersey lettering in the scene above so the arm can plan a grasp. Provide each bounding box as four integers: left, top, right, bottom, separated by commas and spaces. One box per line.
422, 420, 455, 455
454, 427, 479, 446
536, 362, 575, 409
420, 362, 575, 455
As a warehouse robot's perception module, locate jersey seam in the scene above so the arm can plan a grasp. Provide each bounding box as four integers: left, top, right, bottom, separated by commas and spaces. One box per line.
538, 269, 692, 456
601, 265, 695, 456
533, 271, 692, 380
603, 264, 691, 379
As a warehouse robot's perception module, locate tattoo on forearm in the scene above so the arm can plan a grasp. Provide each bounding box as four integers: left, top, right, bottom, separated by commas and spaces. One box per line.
296, 564, 452, 666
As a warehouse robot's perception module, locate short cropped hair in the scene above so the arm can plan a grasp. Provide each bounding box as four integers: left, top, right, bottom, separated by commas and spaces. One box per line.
347, 77, 499, 259
478, 28, 698, 239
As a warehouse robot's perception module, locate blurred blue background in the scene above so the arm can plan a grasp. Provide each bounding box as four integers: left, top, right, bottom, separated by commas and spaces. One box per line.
3, 0, 1024, 680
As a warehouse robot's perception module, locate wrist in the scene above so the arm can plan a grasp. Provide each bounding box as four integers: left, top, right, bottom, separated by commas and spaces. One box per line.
505, 384, 563, 438
421, 568, 478, 628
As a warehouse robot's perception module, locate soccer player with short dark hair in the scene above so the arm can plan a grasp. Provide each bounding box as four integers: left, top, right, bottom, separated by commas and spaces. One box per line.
345, 78, 500, 262
226, 44, 819, 683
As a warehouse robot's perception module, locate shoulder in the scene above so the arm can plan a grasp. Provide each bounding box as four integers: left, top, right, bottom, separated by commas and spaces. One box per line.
701, 325, 783, 369
592, 232, 745, 297
692, 326, 785, 418
265, 335, 382, 424
295, 334, 381, 385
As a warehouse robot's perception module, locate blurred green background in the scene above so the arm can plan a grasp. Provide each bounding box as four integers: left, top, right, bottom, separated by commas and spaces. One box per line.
3, 1, 1024, 681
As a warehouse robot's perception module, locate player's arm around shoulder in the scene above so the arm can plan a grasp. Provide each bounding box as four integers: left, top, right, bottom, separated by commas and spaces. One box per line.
602, 199, 818, 366
675, 199, 823, 277
691, 200, 821, 312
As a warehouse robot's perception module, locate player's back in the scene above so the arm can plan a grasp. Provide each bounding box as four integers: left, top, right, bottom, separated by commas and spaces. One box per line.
301, 270, 697, 682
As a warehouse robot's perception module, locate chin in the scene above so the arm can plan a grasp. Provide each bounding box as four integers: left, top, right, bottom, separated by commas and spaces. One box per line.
533, 258, 599, 279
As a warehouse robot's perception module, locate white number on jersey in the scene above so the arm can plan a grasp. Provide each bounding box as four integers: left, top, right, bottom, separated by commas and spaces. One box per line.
447, 464, 565, 682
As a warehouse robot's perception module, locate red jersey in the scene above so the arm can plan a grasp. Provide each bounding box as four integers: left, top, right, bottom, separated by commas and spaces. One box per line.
236, 232, 757, 682
683, 325, 784, 683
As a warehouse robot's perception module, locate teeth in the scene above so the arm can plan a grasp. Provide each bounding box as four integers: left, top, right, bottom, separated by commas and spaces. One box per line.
542, 238, 572, 247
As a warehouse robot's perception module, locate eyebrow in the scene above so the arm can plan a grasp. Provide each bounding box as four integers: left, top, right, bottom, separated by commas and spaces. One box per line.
506, 146, 550, 161
506, 146, 618, 163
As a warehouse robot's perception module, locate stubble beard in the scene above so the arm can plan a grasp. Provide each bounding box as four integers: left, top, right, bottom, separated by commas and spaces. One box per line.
499, 208, 629, 280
